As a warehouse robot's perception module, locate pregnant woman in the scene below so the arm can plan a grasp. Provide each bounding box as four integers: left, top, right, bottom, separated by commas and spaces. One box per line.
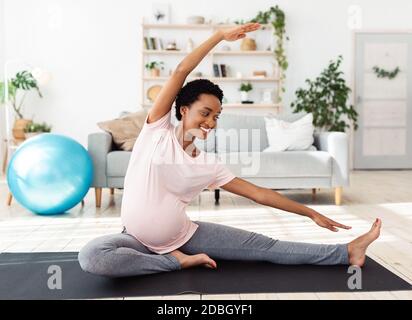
79, 23, 381, 277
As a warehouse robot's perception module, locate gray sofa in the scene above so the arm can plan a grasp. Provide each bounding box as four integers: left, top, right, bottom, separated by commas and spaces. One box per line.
88, 111, 349, 207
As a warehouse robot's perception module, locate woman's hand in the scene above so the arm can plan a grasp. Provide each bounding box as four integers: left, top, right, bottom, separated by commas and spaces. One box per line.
311, 212, 352, 232
219, 23, 261, 42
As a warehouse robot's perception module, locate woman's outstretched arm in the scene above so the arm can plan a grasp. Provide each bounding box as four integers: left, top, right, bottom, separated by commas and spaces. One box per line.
221, 177, 352, 232
147, 23, 261, 124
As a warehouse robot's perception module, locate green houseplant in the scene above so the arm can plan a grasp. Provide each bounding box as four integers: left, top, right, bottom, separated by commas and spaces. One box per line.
145, 61, 164, 77
238, 6, 288, 102
0, 70, 43, 140
239, 82, 253, 102
24, 121, 52, 139
290, 56, 358, 132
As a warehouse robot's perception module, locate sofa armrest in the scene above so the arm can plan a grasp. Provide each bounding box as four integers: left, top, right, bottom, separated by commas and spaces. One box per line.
313, 131, 349, 187
88, 132, 113, 187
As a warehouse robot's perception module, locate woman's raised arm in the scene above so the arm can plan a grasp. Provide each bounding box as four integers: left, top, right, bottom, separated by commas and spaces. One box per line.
147, 23, 261, 124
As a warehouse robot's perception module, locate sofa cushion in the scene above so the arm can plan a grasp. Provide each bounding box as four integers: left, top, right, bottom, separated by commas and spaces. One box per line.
217, 151, 332, 178
216, 112, 313, 153
97, 110, 147, 151
263, 113, 315, 151
107, 151, 131, 177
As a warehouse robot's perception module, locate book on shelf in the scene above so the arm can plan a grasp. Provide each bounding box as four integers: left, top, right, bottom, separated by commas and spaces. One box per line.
220, 64, 227, 77
143, 37, 150, 50
213, 63, 221, 77
149, 37, 157, 50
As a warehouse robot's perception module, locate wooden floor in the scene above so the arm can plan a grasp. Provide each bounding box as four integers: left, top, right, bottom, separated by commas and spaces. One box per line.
1, 170, 412, 300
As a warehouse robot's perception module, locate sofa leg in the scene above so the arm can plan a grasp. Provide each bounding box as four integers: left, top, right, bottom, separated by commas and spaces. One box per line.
95, 188, 102, 208
214, 189, 220, 204
110, 188, 114, 195
312, 188, 316, 201
335, 187, 342, 205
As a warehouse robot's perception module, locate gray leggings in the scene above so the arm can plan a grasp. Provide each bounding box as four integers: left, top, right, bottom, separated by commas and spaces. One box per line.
78, 221, 349, 278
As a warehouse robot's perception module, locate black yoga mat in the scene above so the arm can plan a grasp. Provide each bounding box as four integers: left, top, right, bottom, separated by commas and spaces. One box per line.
0, 252, 411, 300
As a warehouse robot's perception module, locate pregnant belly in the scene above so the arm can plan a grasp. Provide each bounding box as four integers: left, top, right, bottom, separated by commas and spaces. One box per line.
125, 208, 190, 248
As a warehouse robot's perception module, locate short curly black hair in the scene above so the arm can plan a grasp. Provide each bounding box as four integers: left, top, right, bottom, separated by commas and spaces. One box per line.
175, 79, 223, 121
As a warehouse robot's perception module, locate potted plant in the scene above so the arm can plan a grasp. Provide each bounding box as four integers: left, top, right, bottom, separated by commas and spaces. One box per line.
239, 82, 253, 102
145, 61, 164, 77
0, 70, 43, 141
24, 121, 52, 139
290, 56, 358, 132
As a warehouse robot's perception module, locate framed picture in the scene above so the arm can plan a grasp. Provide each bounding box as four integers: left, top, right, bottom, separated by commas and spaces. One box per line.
151, 3, 170, 24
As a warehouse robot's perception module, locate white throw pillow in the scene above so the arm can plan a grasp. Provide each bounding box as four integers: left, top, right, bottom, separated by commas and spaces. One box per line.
263, 113, 315, 152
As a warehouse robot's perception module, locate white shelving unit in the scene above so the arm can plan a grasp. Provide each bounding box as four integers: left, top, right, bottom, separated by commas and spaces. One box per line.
141, 22, 282, 113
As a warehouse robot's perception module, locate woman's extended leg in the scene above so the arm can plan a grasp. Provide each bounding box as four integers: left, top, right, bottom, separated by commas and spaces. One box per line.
78, 229, 181, 277
180, 221, 350, 265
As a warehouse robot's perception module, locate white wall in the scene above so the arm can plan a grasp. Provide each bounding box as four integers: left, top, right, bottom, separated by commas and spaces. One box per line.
2, 0, 412, 152
0, 0, 5, 164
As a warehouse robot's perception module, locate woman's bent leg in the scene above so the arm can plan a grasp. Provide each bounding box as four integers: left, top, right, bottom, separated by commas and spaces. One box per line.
180, 221, 349, 265
78, 231, 181, 277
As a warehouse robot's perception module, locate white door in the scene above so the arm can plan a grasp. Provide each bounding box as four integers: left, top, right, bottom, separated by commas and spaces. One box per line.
354, 33, 412, 169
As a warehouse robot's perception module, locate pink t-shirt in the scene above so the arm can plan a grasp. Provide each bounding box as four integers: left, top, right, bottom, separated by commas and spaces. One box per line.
120, 110, 236, 254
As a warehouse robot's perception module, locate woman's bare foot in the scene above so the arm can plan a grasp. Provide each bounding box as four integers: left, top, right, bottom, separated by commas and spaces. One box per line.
170, 250, 217, 270
347, 218, 382, 267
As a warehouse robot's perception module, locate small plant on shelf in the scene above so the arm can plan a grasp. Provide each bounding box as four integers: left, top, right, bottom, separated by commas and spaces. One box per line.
24, 121, 52, 138
145, 61, 165, 77
239, 82, 253, 102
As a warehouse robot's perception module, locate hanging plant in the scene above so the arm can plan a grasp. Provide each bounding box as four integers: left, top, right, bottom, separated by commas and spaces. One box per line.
235, 6, 288, 102
372, 66, 400, 79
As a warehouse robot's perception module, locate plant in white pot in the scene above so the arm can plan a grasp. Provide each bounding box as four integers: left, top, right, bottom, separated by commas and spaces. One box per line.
239, 82, 253, 102
24, 121, 52, 139
0, 70, 43, 141
145, 61, 165, 77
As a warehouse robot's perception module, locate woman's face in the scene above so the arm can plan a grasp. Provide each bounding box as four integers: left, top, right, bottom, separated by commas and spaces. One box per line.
180, 93, 222, 140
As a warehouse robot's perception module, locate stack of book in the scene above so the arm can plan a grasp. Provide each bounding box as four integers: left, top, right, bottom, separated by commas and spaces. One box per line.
213, 64, 227, 77
143, 37, 164, 50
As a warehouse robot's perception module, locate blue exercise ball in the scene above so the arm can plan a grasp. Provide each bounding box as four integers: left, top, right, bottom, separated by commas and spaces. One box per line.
7, 133, 93, 215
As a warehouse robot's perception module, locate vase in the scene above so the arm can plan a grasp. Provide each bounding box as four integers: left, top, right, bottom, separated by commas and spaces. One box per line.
12, 118, 33, 142
240, 91, 249, 102
151, 68, 160, 77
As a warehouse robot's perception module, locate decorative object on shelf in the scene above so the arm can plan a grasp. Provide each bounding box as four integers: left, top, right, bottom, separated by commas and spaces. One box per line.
240, 38, 257, 51
186, 15, 205, 24
165, 41, 178, 50
221, 45, 231, 51
147, 85, 163, 103
191, 71, 202, 77
253, 70, 267, 78
249, 6, 289, 102
24, 121, 52, 139
291, 55, 358, 132
0, 70, 44, 141
236, 71, 243, 79
186, 38, 194, 52
239, 82, 253, 103
145, 61, 164, 77
261, 89, 274, 103
372, 66, 400, 79
151, 3, 170, 24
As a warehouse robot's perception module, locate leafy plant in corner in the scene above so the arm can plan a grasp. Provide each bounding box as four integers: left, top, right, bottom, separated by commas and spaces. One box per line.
0, 70, 43, 119
372, 66, 400, 79
290, 55, 358, 132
